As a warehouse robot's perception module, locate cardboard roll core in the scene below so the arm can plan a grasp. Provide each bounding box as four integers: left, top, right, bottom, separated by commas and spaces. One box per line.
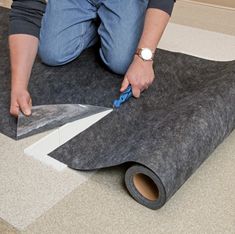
133, 173, 159, 201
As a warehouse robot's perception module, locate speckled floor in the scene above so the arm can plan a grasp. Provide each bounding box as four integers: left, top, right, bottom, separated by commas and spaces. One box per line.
0, 1, 235, 233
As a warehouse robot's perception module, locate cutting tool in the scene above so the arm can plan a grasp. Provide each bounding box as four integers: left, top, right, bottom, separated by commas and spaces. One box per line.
113, 85, 133, 108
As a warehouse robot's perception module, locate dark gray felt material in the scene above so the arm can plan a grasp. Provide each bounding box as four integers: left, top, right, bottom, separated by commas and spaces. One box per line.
0, 7, 120, 139
49, 54, 235, 208
1, 7, 235, 209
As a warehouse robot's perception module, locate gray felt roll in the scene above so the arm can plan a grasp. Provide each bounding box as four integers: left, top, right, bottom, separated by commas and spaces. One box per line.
125, 164, 166, 209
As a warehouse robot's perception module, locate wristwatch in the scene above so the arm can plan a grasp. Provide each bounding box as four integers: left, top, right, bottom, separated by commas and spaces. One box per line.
135, 48, 155, 61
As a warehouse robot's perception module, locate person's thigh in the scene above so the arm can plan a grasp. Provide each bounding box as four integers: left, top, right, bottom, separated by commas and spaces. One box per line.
98, 0, 148, 74
39, 0, 98, 66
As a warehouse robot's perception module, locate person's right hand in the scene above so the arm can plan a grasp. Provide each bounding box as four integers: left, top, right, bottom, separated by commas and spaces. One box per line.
10, 89, 32, 117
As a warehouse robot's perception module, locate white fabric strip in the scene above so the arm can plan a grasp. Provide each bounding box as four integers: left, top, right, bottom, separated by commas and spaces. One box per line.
24, 110, 113, 171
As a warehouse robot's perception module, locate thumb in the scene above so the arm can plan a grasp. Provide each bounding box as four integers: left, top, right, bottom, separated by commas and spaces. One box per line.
20, 98, 32, 116
120, 76, 130, 92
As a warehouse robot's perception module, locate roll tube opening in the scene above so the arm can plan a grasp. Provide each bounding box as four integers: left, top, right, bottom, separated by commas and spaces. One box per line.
133, 173, 159, 201
125, 164, 166, 209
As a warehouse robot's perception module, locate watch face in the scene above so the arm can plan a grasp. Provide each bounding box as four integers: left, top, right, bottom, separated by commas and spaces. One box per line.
141, 48, 152, 60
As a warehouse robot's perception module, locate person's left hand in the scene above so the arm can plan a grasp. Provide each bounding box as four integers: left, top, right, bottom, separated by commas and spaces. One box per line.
120, 55, 155, 98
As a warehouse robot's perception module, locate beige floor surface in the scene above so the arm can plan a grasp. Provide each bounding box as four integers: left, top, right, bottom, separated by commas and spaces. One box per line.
187, 0, 235, 9
22, 131, 235, 234
171, 0, 235, 36
0, 218, 19, 234
0, 1, 235, 233
0, 132, 94, 230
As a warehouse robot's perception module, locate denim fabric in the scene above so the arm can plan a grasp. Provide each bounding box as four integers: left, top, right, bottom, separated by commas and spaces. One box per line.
39, 0, 148, 74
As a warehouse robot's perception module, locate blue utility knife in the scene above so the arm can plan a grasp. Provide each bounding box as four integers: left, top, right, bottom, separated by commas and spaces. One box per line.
113, 85, 133, 108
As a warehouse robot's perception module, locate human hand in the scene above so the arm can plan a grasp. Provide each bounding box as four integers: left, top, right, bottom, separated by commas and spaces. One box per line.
120, 55, 155, 98
10, 89, 32, 117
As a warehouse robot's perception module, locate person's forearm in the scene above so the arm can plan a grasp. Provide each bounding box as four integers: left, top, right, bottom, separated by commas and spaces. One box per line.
9, 34, 38, 91
121, 9, 170, 97
137, 8, 170, 52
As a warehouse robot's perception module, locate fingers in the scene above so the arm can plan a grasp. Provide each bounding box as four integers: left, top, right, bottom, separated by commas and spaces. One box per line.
132, 76, 154, 98
121, 61, 155, 99
121, 75, 154, 98
120, 76, 130, 92
29, 97, 32, 111
21, 104, 31, 116
120, 76, 142, 98
121, 77, 141, 98
20, 95, 32, 116
132, 86, 141, 98
10, 91, 32, 117
10, 102, 20, 117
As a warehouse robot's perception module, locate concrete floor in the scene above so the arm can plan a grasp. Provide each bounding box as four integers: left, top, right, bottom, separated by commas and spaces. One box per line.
0, 1, 235, 233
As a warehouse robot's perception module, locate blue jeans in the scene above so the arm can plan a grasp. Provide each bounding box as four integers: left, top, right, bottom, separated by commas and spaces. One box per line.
39, 0, 148, 74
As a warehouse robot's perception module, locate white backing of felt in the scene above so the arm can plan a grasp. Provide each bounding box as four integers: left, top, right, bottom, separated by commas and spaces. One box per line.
24, 109, 112, 171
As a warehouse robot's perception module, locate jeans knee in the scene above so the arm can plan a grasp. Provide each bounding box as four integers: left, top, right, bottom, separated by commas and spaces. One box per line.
100, 48, 132, 75
39, 40, 83, 66
39, 43, 64, 66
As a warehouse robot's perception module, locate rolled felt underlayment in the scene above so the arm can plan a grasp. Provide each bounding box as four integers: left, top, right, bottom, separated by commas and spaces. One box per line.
49, 65, 235, 208
125, 165, 166, 209
0, 7, 235, 209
